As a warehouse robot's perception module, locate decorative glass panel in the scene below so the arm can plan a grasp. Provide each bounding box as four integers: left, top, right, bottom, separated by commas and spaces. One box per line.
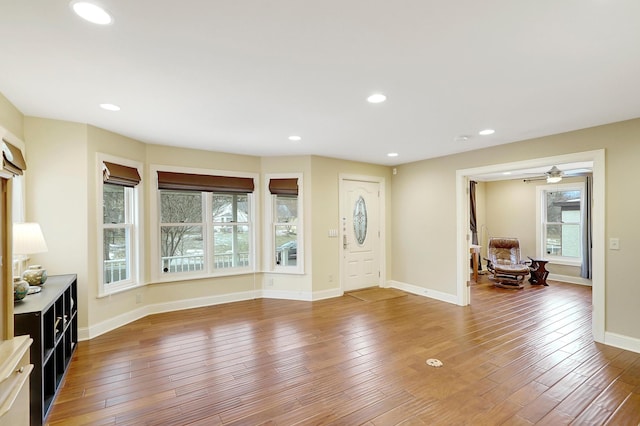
353, 196, 367, 245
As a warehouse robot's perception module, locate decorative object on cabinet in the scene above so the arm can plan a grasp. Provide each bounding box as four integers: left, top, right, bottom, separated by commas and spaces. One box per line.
21, 266, 47, 286
13, 277, 29, 301
14, 274, 77, 426
12, 223, 48, 277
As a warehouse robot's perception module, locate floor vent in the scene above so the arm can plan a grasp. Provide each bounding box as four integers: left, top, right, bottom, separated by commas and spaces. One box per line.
426, 358, 443, 367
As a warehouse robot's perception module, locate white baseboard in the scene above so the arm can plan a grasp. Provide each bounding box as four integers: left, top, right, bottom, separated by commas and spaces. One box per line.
604, 332, 640, 354
387, 280, 458, 305
312, 288, 343, 301
261, 289, 313, 301
548, 273, 592, 286
81, 290, 260, 341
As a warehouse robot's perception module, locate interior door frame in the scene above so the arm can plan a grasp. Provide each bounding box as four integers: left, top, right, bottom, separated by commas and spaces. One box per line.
455, 149, 606, 343
339, 174, 387, 294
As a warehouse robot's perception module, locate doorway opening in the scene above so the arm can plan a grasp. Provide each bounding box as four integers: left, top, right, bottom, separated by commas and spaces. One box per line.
455, 149, 605, 343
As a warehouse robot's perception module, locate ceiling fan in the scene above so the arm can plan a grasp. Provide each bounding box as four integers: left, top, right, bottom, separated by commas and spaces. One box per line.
522, 165, 591, 183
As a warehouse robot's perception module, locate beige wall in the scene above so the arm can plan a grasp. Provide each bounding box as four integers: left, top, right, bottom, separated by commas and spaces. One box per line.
392, 118, 640, 340
23, 117, 90, 328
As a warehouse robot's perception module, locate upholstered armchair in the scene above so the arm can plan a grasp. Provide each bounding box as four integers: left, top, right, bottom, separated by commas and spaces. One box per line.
485, 237, 531, 289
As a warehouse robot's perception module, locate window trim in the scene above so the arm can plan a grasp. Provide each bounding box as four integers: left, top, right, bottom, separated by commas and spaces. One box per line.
97, 154, 144, 297
536, 181, 585, 267
264, 173, 304, 274
150, 164, 259, 283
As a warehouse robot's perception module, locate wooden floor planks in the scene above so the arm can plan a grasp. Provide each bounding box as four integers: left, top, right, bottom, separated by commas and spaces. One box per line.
46, 277, 640, 425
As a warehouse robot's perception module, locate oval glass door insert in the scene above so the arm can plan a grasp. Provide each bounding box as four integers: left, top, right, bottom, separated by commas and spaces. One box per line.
353, 195, 368, 245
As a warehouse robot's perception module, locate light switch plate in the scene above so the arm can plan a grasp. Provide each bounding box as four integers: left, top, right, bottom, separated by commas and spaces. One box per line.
609, 238, 620, 250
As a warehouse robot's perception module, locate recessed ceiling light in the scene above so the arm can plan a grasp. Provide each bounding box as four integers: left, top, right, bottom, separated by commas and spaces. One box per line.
503, 172, 512, 175
71, 2, 113, 25
479, 129, 495, 136
367, 93, 387, 104
100, 103, 120, 111
387, 152, 399, 157
454, 135, 471, 143
288, 135, 302, 141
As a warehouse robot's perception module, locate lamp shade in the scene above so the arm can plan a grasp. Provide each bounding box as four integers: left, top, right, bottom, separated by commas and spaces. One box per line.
13, 222, 48, 255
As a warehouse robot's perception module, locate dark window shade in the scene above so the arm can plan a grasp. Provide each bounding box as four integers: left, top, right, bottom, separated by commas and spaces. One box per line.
2, 140, 26, 176
103, 162, 141, 187
269, 178, 298, 196
157, 171, 254, 193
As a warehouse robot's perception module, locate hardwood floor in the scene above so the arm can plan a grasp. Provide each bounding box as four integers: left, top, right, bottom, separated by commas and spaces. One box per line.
47, 277, 640, 425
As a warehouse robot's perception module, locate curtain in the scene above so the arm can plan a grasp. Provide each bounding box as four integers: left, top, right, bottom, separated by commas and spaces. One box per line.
581, 175, 592, 279
470, 180, 478, 244
470, 180, 481, 270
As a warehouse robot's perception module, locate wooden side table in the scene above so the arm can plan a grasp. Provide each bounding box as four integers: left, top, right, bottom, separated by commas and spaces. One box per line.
470, 245, 481, 284
528, 258, 550, 286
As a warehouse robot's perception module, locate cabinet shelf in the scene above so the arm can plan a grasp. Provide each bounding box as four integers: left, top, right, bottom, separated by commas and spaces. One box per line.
14, 274, 78, 426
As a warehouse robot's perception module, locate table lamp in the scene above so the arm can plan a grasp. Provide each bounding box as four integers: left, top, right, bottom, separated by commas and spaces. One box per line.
13, 222, 49, 284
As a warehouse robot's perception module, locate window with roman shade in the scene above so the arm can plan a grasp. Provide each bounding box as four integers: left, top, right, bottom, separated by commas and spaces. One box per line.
156, 169, 256, 277
99, 157, 143, 295
2, 139, 26, 177
267, 175, 303, 272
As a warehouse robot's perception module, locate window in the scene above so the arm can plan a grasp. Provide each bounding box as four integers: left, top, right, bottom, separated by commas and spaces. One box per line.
266, 175, 303, 273
537, 182, 584, 265
99, 158, 142, 295
154, 168, 256, 279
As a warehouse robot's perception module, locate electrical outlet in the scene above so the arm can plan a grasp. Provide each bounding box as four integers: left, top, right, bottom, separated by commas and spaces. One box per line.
267, 278, 274, 287
135, 293, 142, 304
329, 274, 333, 282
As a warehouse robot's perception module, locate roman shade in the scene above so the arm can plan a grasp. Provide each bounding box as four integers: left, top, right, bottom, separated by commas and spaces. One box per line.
103, 162, 141, 187
268, 178, 298, 196
157, 171, 254, 193
2, 139, 27, 176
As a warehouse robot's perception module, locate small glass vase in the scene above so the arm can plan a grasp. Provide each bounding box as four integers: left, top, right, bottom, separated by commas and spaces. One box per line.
22, 264, 48, 286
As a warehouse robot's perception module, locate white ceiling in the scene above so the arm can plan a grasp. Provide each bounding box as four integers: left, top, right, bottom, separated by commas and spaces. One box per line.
1, 1, 640, 166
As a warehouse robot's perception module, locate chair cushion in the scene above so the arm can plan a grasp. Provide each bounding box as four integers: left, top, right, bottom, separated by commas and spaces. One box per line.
493, 263, 529, 275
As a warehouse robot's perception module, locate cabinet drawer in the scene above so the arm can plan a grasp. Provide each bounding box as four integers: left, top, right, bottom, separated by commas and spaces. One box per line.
0, 336, 33, 426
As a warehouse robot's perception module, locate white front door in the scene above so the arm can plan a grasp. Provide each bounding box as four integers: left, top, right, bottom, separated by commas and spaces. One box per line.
341, 179, 380, 292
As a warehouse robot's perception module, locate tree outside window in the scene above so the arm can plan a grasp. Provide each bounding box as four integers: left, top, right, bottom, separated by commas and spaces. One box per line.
543, 188, 582, 259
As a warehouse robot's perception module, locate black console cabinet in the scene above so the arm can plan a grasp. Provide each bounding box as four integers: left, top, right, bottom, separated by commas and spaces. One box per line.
14, 274, 78, 426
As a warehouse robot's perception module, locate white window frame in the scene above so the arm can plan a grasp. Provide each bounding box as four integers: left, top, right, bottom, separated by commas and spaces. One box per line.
97, 154, 143, 296
536, 181, 585, 267
264, 173, 304, 274
150, 164, 258, 283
